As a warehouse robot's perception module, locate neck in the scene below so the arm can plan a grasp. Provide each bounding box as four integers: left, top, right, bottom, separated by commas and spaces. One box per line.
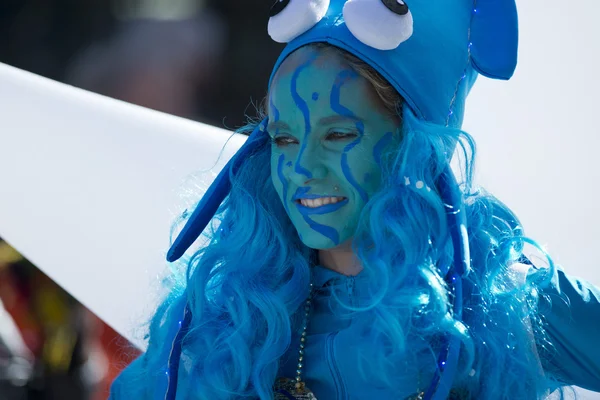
318, 242, 363, 276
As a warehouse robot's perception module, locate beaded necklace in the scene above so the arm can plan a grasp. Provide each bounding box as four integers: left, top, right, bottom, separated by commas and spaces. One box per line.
271, 279, 430, 400
273, 283, 317, 399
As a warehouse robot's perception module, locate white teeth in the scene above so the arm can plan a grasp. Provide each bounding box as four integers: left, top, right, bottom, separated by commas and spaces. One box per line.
299, 197, 345, 208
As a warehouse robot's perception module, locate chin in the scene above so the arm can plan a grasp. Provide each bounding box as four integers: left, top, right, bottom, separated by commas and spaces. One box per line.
299, 235, 338, 250
298, 232, 354, 251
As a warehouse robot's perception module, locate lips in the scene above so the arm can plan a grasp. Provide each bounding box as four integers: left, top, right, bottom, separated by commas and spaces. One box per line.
294, 196, 349, 215
297, 196, 346, 208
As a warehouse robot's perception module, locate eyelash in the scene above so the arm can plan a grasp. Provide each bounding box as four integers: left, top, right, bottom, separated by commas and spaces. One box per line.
326, 131, 358, 141
271, 132, 358, 147
271, 136, 298, 147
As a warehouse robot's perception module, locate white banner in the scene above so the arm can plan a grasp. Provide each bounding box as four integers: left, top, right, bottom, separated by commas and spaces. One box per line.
0, 62, 246, 349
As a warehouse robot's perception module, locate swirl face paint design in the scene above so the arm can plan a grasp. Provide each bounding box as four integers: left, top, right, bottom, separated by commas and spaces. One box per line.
330, 70, 369, 204
269, 48, 399, 249
277, 154, 290, 214
373, 131, 394, 168
291, 54, 317, 180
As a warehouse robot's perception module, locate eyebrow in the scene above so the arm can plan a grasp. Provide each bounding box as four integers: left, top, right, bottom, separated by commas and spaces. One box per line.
267, 121, 291, 133
267, 115, 362, 133
318, 115, 362, 126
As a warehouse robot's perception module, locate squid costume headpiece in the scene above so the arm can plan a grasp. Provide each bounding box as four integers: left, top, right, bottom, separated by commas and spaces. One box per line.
166, 0, 519, 399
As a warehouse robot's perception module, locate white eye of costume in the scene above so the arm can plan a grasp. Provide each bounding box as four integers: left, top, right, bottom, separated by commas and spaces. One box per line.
343, 0, 414, 50
268, 0, 331, 43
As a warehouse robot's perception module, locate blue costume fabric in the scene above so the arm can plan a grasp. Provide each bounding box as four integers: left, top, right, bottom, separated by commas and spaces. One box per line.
276, 266, 600, 398
537, 268, 600, 391
108, 267, 600, 398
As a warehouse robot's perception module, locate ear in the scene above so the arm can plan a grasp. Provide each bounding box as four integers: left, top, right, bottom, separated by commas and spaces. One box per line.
470, 0, 519, 80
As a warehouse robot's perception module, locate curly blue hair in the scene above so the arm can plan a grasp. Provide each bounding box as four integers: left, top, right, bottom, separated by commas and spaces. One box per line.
110, 45, 557, 400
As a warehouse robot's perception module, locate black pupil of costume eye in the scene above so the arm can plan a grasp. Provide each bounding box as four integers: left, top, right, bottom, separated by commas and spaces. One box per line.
381, 0, 409, 15
270, 0, 290, 17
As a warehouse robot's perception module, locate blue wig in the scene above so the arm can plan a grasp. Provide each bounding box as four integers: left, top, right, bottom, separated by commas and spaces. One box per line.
110, 2, 561, 397
110, 66, 558, 398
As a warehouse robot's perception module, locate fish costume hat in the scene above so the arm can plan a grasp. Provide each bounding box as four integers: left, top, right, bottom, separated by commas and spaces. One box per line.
166, 0, 519, 399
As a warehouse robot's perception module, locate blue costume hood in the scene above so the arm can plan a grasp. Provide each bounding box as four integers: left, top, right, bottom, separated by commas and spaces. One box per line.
269, 0, 518, 128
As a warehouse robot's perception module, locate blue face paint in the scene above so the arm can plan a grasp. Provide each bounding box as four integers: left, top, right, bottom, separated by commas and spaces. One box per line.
269, 48, 399, 250
341, 154, 368, 203
292, 186, 341, 244
331, 70, 369, 203
301, 214, 340, 245
270, 97, 281, 127
373, 131, 394, 167
277, 154, 290, 214
291, 55, 317, 179
292, 186, 311, 199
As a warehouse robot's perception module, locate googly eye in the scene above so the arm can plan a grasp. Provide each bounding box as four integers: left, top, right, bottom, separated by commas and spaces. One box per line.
268, 0, 331, 43
381, 0, 409, 15
343, 0, 414, 50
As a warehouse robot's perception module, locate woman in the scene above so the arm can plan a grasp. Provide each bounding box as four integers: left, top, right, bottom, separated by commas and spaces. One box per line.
111, 1, 600, 399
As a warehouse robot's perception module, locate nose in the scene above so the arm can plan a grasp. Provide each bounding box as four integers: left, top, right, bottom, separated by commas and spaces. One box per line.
289, 145, 328, 185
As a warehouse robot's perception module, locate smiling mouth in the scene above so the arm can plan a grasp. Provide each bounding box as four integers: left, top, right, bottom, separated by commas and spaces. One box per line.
295, 196, 347, 208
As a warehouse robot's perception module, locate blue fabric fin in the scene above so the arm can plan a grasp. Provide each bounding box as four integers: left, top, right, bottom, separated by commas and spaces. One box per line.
470, 0, 519, 80
167, 119, 269, 262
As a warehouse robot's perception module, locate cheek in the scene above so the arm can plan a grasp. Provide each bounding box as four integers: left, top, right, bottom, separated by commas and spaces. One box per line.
360, 132, 395, 191
360, 165, 383, 195
270, 153, 283, 193
364, 168, 383, 189
271, 151, 291, 204
345, 151, 380, 188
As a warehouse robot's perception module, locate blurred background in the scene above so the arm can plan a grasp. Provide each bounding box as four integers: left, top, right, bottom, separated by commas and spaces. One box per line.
0, 0, 282, 398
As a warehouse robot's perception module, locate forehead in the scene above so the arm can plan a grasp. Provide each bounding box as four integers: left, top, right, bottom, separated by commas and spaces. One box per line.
269, 47, 377, 110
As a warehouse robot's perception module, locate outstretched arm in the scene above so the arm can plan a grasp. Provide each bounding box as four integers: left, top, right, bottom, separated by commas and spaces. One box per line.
537, 267, 600, 392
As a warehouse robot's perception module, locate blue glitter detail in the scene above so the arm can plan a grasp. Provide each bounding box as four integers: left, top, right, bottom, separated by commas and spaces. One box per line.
312, 92, 319, 101
331, 70, 369, 203
373, 131, 394, 167
291, 56, 317, 179
286, 161, 292, 167
277, 154, 290, 214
